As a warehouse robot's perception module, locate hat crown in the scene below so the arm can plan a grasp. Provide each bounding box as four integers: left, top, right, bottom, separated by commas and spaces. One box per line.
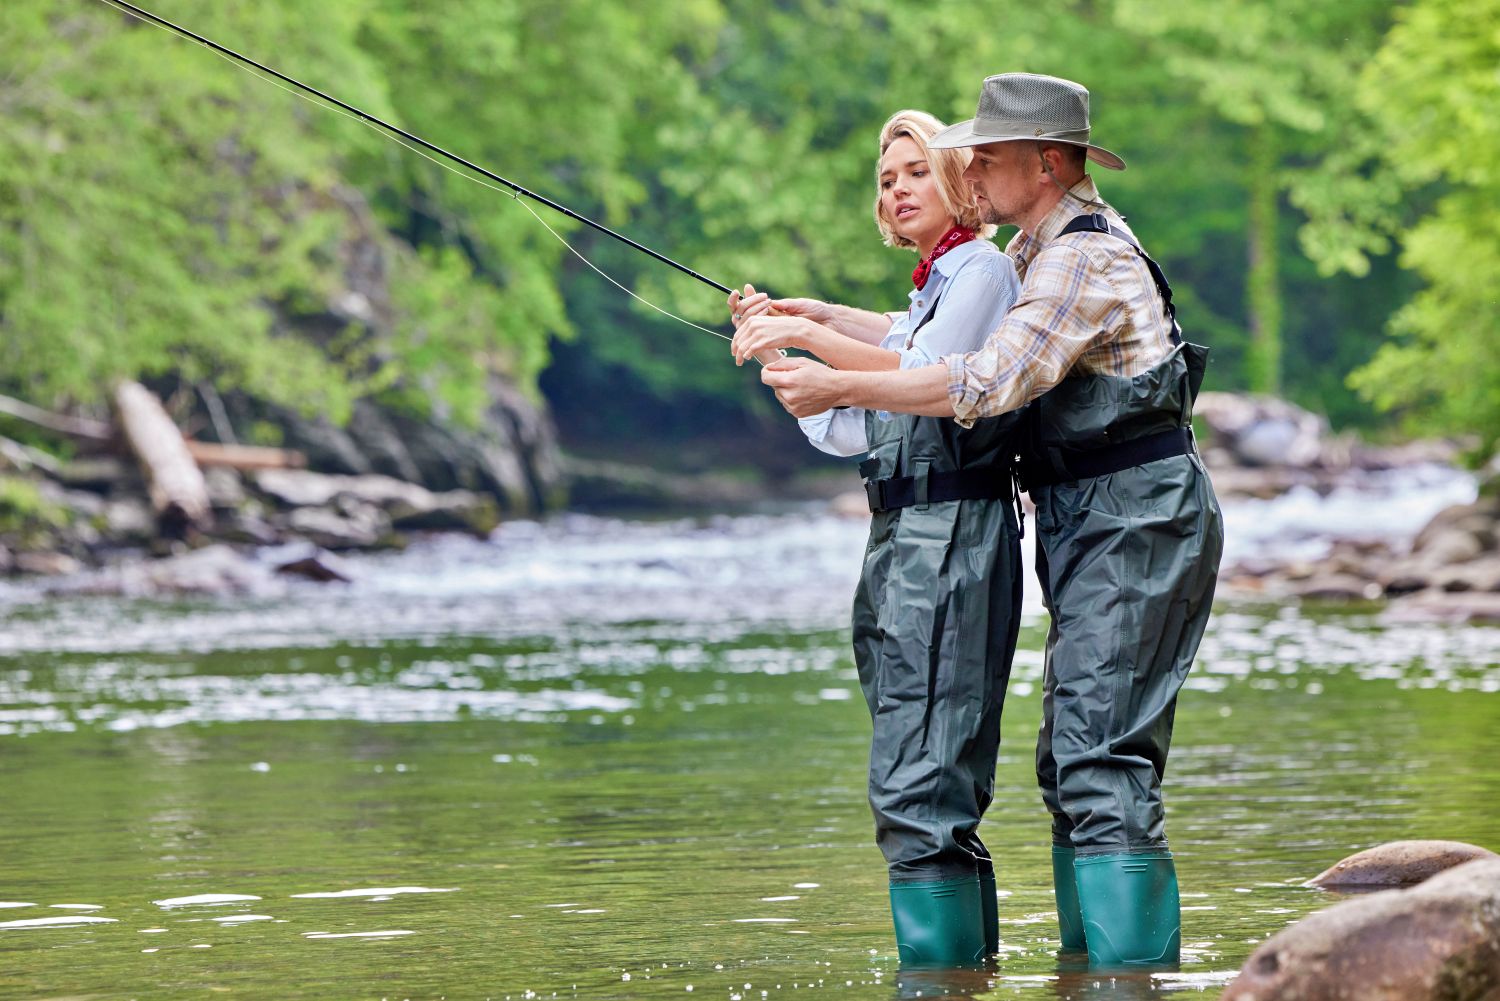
976, 73, 1091, 138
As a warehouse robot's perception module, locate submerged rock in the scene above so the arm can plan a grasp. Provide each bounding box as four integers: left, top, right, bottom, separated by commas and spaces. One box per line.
48, 545, 277, 598
274, 551, 353, 583
1223, 858, 1500, 1001
1309, 840, 1499, 889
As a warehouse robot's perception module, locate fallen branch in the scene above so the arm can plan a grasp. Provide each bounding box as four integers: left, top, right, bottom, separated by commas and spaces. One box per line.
0, 435, 63, 476
0, 393, 112, 441
113, 380, 211, 536
184, 440, 307, 471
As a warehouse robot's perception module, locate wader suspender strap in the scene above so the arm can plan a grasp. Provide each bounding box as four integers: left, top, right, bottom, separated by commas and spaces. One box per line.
1058, 214, 1182, 345
905, 291, 942, 349
1019, 215, 1196, 490
862, 289, 1014, 514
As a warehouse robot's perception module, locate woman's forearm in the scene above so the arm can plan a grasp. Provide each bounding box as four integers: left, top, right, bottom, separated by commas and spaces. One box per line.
823, 305, 894, 345
805, 326, 901, 371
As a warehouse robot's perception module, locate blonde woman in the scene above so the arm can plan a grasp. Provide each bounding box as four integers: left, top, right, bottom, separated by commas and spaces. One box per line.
728, 111, 1027, 968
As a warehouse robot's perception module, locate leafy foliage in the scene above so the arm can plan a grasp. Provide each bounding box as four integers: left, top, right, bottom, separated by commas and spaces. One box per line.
0, 0, 1485, 454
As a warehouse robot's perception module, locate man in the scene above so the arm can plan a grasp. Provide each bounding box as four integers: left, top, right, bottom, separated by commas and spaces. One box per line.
749, 73, 1223, 967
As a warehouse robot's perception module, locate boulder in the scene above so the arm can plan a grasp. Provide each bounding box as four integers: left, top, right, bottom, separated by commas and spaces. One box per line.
284, 504, 389, 550
103, 498, 157, 543
387, 490, 499, 536
13, 551, 82, 576
1385, 591, 1500, 624
1435, 559, 1500, 594
1414, 527, 1487, 570
1291, 573, 1383, 602
1308, 840, 1499, 889
141, 545, 274, 596
212, 511, 282, 546
1413, 499, 1500, 554
46, 545, 278, 598
203, 467, 247, 509
1195, 392, 1327, 468
1222, 858, 1500, 1001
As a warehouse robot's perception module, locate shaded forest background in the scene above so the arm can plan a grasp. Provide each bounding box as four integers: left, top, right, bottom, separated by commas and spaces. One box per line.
4, 0, 1497, 474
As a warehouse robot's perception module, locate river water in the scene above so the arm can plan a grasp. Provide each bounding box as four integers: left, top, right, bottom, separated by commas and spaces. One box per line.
2, 467, 1498, 1000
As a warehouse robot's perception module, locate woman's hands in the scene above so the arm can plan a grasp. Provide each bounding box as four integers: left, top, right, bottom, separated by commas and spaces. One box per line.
726, 284, 840, 366
731, 315, 827, 367
726, 284, 834, 327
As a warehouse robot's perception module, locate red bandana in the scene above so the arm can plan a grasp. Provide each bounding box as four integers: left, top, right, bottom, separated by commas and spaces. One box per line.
912, 225, 976, 290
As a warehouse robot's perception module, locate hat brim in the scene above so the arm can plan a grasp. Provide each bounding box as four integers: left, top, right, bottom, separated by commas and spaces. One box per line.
927, 118, 1126, 171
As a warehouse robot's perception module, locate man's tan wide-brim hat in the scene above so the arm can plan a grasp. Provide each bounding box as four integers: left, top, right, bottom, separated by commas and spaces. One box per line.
928, 72, 1126, 171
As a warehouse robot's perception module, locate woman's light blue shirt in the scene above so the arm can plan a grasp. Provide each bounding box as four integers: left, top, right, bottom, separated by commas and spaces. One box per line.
798, 239, 1021, 456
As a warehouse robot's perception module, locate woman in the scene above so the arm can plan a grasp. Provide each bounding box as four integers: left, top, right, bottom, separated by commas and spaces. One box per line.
727, 111, 1027, 968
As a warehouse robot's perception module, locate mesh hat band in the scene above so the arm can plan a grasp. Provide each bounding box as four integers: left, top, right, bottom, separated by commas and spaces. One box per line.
971, 120, 1092, 144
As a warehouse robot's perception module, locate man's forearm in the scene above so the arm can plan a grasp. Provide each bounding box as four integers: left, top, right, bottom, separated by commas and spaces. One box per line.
830, 363, 955, 417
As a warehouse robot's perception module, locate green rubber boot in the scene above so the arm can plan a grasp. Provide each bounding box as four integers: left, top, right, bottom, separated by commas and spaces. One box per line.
1074, 850, 1181, 967
888, 877, 987, 968
978, 870, 998, 957
1051, 845, 1086, 951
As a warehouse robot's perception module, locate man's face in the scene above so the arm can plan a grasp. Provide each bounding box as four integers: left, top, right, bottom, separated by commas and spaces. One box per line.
962, 141, 1035, 228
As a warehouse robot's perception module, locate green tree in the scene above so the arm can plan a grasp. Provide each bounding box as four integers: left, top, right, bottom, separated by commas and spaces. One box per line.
1324, 0, 1500, 457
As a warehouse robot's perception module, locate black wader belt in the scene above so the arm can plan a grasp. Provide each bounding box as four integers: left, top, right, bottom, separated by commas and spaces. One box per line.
860, 462, 1014, 514
1020, 427, 1195, 490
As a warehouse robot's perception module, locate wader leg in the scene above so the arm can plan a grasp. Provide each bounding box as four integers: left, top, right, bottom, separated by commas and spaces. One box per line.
1033, 539, 1084, 950
1035, 465, 1223, 965
865, 507, 1020, 965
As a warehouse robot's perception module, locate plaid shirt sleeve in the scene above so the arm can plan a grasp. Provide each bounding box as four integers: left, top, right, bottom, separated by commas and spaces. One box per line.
943, 242, 1124, 428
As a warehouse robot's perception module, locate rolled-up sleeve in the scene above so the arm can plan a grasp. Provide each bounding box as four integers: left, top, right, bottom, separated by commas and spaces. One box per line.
798, 407, 869, 457
944, 244, 1117, 427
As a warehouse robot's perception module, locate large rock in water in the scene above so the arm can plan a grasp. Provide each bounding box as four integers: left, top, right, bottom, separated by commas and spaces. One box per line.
1308, 840, 1499, 889
1221, 858, 1500, 1001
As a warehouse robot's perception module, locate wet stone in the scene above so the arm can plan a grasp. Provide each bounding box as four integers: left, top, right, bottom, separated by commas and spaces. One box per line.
1308, 840, 1500, 889
1223, 858, 1500, 1001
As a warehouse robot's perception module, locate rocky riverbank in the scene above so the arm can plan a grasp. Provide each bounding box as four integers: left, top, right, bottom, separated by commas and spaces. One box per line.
1195, 394, 1500, 621
6, 389, 1499, 614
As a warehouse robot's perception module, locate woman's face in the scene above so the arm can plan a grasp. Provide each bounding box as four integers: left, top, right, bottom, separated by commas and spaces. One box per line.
878, 135, 951, 250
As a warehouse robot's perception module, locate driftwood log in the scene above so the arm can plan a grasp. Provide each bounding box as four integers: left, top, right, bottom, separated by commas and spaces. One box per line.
184, 440, 307, 471
112, 381, 211, 536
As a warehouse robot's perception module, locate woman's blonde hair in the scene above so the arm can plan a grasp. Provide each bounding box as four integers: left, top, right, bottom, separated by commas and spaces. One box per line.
872, 109, 996, 250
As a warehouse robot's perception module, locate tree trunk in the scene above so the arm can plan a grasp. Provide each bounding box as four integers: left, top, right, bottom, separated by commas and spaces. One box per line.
1245, 125, 1283, 395
113, 381, 211, 537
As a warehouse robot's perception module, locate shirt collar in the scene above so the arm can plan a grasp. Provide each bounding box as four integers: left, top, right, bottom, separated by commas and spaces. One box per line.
930, 237, 987, 280
1009, 176, 1104, 268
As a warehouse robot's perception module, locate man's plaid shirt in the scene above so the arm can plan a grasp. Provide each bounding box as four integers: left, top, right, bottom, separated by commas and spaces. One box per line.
943, 177, 1177, 428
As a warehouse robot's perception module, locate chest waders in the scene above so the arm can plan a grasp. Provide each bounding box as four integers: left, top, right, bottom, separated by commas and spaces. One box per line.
1020, 214, 1224, 968
852, 352, 1025, 968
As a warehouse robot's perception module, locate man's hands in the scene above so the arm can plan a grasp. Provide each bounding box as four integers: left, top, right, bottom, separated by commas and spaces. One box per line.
760, 356, 847, 417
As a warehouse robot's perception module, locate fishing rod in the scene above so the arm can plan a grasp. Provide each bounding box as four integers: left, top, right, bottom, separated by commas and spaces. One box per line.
95, 0, 798, 367
96, 0, 731, 296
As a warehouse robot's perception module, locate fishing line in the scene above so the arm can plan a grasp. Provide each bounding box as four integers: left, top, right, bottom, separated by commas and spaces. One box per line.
92, 0, 740, 347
